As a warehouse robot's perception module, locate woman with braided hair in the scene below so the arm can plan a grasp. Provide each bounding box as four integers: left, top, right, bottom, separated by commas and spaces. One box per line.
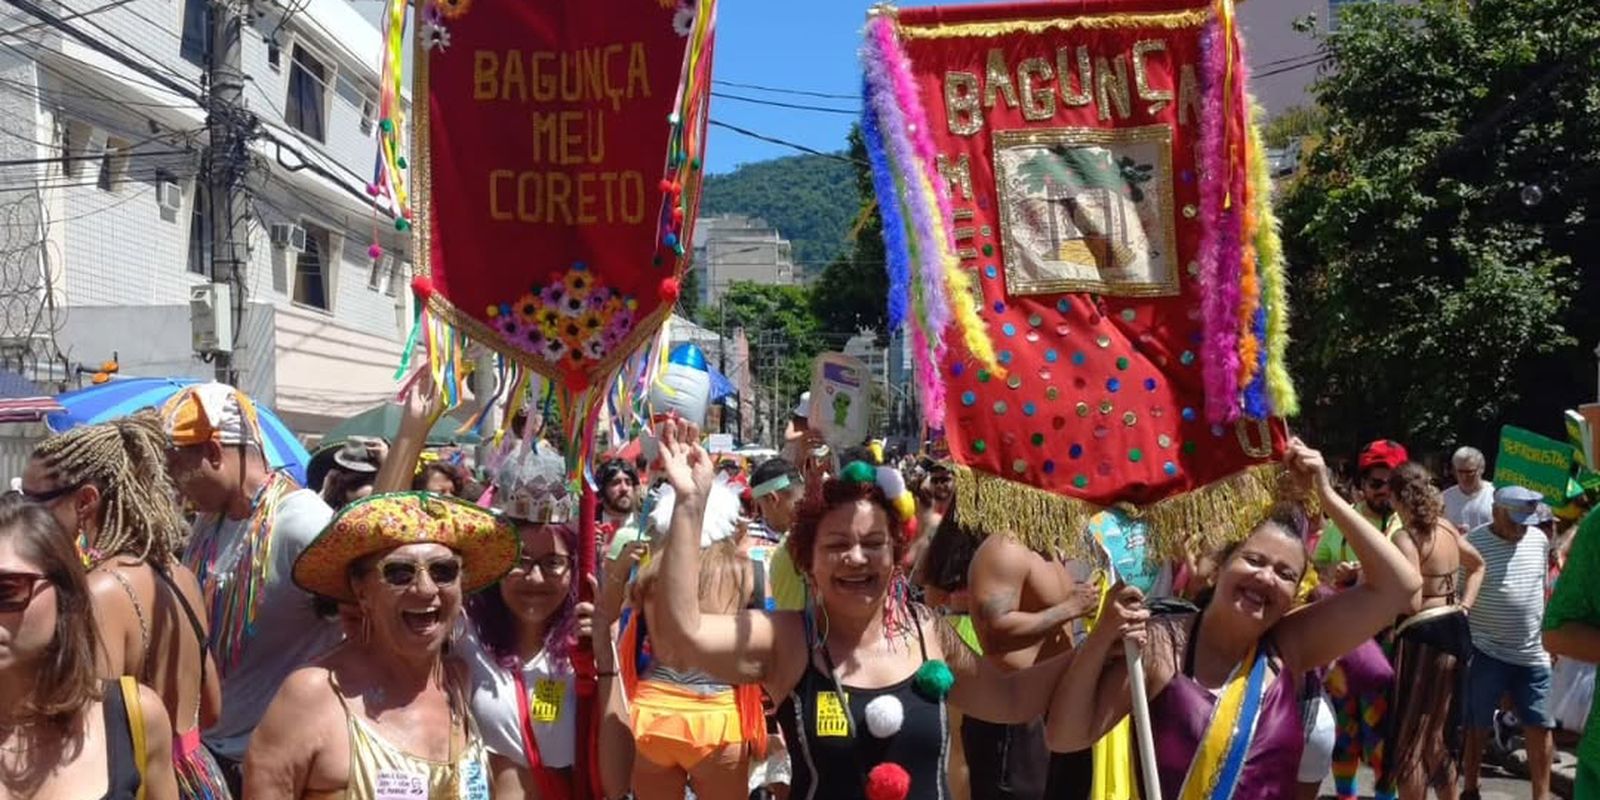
22, 410, 230, 799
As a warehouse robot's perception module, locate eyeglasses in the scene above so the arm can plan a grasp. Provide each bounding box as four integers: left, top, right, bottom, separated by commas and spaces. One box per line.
510, 553, 572, 578
1364, 478, 1389, 490
0, 571, 50, 613
19, 481, 84, 504
378, 558, 462, 589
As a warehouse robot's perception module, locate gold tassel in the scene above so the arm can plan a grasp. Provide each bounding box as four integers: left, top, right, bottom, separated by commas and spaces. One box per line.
896, 8, 1211, 40
954, 463, 1301, 560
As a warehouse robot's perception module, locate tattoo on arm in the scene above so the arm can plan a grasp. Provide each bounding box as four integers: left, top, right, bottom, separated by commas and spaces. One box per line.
977, 587, 1020, 623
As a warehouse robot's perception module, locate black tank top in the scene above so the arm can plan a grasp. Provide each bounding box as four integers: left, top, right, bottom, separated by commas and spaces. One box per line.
101, 679, 143, 800
776, 612, 949, 800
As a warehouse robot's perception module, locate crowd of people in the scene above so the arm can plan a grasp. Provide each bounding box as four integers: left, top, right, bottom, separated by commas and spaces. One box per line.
0, 378, 1596, 800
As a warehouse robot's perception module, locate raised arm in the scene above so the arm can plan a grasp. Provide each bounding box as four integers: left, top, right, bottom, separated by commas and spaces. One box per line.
373, 375, 444, 494
969, 537, 1096, 663
1274, 439, 1422, 673
1044, 583, 1148, 752
936, 612, 1071, 724
647, 419, 794, 689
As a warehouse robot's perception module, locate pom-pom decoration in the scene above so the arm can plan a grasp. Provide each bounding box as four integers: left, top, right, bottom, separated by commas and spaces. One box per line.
658, 277, 682, 303
841, 461, 878, 485
864, 695, 905, 739
410, 275, 435, 300
866, 763, 912, 800
911, 659, 954, 701
368, 243, 384, 260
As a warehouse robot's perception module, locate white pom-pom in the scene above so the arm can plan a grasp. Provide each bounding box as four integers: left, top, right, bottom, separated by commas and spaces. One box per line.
864, 694, 904, 738
875, 466, 907, 500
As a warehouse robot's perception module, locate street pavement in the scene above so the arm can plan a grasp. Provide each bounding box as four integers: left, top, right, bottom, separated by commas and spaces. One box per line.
1317, 745, 1581, 799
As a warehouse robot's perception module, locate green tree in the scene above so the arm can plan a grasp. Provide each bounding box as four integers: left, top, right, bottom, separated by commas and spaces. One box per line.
700, 152, 857, 269
676, 261, 701, 321
1280, 0, 1600, 458
1261, 105, 1327, 149
714, 282, 825, 393
811, 126, 889, 340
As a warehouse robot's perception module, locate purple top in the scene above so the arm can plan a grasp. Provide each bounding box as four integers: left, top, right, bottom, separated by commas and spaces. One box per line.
1148, 614, 1305, 800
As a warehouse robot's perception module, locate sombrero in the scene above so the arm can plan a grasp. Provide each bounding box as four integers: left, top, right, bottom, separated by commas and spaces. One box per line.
293, 491, 519, 603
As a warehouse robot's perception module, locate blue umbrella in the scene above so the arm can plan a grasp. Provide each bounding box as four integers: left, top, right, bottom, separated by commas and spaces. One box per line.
46, 377, 312, 485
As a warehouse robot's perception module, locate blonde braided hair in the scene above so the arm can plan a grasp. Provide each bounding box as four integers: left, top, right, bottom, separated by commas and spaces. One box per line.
31, 410, 187, 566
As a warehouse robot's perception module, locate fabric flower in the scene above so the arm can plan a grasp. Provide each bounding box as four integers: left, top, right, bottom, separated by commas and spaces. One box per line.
514, 294, 540, 324
420, 21, 451, 52
563, 270, 593, 299
434, 0, 471, 20
541, 338, 566, 360
579, 310, 605, 335
540, 284, 566, 307
584, 338, 607, 359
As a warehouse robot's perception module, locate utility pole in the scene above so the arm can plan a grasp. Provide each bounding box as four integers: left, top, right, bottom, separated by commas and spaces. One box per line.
207, 0, 253, 385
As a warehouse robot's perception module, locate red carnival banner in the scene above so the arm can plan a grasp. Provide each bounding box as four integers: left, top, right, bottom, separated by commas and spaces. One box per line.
863, 0, 1297, 554
411, 0, 714, 394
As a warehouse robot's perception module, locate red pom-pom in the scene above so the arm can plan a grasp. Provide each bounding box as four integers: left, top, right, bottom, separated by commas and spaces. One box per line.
669, 180, 682, 196
658, 278, 681, 303
658, 178, 675, 193
866, 763, 911, 800
410, 275, 435, 299
671, 206, 685, 224
902, 516, 919, 542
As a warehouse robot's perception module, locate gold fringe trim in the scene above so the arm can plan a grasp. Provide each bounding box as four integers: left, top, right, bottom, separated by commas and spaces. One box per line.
954, 462, 1308, 560
895, 8, 1211, 40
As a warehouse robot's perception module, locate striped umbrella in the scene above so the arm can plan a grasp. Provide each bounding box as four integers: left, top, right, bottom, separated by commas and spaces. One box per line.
46, 377, 312, 484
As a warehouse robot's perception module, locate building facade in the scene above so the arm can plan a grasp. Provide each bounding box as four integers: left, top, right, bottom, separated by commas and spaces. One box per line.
693, 213, 798, 308
0, 0, 412, 435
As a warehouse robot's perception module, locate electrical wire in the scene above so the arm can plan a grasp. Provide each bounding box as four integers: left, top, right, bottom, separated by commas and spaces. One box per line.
712, 91, 859, 116
708, 120, 864, 166
712, 79, 857, 101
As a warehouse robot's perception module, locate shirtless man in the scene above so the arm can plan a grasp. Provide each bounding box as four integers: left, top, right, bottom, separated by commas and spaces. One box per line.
967, 532, 1099, 800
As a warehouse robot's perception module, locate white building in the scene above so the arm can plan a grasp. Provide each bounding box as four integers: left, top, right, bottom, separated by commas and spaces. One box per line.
693, 213, 798, 308
0, 0, 413, 435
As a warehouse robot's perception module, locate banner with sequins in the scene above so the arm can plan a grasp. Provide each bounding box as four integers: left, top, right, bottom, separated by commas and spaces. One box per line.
407, 0, 715, 396
864, 0, 1297, 555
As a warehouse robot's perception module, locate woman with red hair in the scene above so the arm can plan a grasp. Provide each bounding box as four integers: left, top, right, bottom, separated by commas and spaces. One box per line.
645, 419, 1072, 800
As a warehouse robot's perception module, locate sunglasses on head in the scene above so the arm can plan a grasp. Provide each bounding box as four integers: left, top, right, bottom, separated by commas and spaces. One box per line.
377, 558, 462, 589
19, 481, 84, 504
0, 571, 50, 613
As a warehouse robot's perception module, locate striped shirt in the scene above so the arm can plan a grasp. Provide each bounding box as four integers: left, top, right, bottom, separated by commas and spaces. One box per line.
1464, 523, 1550, 667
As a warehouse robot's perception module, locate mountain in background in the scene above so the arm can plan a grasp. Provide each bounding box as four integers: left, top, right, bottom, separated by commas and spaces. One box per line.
699, 153, 858, 273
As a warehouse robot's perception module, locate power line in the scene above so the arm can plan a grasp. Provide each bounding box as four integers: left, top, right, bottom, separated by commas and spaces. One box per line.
1254, 55, 1330, 79
0, 147, 192, 168
712, 79, 856, 101
708, 119, 865, 167
711, 91, 859, 116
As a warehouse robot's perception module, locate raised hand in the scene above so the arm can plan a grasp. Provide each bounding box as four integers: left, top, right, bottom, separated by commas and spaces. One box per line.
1284, 437, 1332, 497
656, 417, 712, 498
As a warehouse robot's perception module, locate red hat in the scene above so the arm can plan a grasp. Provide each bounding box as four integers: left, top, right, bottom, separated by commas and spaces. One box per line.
1358, 439, 1409, 472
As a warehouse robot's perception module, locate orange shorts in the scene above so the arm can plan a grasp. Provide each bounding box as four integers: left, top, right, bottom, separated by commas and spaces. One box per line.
631, 680, 746, 770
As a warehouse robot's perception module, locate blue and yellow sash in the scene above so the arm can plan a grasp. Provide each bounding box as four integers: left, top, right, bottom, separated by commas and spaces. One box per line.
1176, 644, 1270, 800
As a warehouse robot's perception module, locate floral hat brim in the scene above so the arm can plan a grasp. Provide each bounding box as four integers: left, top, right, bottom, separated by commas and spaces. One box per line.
292, 491, 519, 603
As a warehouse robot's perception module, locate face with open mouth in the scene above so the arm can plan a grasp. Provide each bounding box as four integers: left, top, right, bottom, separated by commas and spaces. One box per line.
500, 523, 575, 627
356, 542, 463, 651
1215, 524, 1305, 627
809, 499, 897, 613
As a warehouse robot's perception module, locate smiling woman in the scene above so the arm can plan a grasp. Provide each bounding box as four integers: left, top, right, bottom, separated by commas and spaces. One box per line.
243, 492, 518, 798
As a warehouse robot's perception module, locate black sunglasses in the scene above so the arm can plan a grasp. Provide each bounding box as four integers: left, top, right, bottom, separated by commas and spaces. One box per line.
19, 481, 84, 504
0, 571, 51, 613
1365, 478, 1389, 490
378, 559, 462, 589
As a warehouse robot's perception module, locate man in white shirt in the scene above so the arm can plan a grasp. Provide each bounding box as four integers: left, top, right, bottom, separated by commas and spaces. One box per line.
1443, 445, 1495, 532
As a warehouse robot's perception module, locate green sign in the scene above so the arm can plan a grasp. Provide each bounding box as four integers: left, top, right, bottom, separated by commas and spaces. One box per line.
1494, 425, 1581, 506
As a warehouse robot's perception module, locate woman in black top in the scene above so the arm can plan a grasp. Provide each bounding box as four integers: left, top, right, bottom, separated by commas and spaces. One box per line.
0, 495, 177, 799
647, 420, 1071, 800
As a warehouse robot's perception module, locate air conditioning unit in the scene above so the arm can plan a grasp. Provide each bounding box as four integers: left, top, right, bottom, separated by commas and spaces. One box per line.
270, 222, 307, 252
190, 282, 233, 355
157, 180, 182, 212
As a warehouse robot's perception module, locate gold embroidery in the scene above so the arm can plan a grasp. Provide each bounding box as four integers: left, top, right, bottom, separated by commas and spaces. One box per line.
1056, 46, 1093, 108
894, 8, 1212, 40
983, 48, 1019, 109
1236, 419, 1273, 459
945, 71, 982, 136
1132, 39, 1174, 116
937, 153, 974, 201
1094, 55, 1131, 121
1177, 64, 1203, 126
1017, 57, 1055, 121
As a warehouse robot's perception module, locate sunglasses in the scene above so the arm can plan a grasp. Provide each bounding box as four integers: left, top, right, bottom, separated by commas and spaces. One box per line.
511, 553, 572, 578
1364, 478, 1389, 490
19, 481, 84, 504
378, 558, 462, 589
0, 571, 50, 613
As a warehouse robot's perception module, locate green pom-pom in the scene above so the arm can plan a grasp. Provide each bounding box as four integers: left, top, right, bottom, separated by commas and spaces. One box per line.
379, 118, 394, 133
394, 217, 411, 232
841, 461, 876, 484
396, 157, 408, 169
913, 659, 954, 701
